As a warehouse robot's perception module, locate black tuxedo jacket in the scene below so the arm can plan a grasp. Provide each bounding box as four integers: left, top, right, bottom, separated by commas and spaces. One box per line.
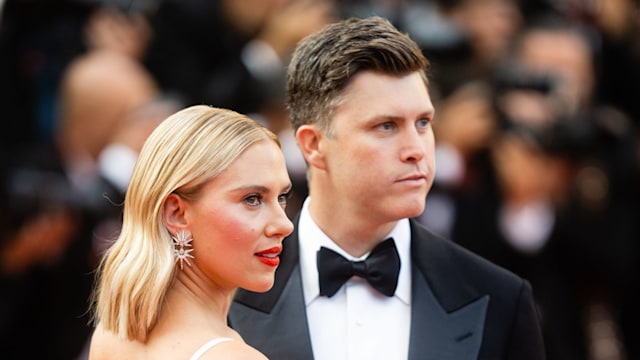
229, 220, 545, 359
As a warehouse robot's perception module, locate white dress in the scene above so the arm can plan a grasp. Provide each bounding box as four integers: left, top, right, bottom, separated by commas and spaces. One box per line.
189, 338, 233, 360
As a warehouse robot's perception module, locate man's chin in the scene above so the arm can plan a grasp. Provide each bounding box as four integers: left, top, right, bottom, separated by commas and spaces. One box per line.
390, 200, 426, 220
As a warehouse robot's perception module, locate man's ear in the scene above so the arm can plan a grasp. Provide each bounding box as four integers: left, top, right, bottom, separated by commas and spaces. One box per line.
296, 124, 327, 171
163, 193, 188, 235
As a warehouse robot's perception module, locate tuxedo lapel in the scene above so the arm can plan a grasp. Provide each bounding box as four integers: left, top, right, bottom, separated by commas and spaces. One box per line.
409, 267, 488, 360
230, 227, 315, 359
408, 220, 489, 359
229, 265, 313, 359
410, 221, 479, 309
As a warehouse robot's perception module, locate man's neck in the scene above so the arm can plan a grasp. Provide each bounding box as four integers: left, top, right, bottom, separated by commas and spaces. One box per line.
307, 196, 398, 257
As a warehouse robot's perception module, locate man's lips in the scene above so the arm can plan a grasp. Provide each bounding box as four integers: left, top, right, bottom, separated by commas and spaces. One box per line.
396, 173, 427, 183
255, 246, 282, 267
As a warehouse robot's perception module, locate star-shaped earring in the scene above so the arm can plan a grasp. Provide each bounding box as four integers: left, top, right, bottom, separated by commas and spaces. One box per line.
172, 230, 194, 270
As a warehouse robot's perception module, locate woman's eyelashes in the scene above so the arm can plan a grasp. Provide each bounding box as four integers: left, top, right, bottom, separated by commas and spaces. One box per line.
243, 189, 292, 207
278, 190, 292, 207
244, 194, 263, 206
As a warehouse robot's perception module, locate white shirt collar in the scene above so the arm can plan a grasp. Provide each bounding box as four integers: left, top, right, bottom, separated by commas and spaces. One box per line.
298, 197, 412, 306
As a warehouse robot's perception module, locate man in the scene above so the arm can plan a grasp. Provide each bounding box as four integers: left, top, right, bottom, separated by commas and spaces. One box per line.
229, 16, 545, 359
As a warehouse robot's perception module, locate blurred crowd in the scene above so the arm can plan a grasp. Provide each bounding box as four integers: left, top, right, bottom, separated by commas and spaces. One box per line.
0, 0, 638, 359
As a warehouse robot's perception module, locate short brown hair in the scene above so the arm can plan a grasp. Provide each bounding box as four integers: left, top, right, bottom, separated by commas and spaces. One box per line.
286, 16, 429, 134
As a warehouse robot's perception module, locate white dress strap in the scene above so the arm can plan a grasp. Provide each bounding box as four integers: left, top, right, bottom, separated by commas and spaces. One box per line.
189, 338, 233, 360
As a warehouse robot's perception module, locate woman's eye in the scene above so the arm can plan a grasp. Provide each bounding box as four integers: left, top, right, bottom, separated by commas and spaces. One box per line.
278, 191, 291, 207
244, 195, 262, 206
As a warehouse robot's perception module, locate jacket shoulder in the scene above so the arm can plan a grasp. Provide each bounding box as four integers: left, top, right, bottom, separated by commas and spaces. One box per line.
410, 220, 528, 309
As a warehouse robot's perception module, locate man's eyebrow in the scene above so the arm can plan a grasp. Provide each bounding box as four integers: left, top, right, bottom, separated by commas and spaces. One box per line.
372, 110, 435, 122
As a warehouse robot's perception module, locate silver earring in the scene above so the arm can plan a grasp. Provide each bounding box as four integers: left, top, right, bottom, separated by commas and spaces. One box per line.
172, 230, 194, 270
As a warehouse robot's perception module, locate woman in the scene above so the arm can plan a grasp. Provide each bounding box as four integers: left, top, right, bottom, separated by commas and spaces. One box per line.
89, 105, 294, 359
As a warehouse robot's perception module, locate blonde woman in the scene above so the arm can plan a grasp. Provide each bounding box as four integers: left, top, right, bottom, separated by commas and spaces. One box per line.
89, 105, 293, 359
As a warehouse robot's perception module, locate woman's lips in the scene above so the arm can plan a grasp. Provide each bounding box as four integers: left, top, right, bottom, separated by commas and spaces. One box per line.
255, 246, 282, 267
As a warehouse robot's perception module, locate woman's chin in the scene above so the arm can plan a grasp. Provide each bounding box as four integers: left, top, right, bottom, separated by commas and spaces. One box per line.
243, 277, 276, 293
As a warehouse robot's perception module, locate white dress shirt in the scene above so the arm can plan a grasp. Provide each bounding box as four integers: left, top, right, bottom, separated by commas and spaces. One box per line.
299, 198, 412, 360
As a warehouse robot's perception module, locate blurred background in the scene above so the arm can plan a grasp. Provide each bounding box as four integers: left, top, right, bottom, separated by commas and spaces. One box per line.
0, 0, 638, 359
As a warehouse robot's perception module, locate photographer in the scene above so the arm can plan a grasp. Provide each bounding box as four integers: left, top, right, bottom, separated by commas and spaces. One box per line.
420, 16, 639, 359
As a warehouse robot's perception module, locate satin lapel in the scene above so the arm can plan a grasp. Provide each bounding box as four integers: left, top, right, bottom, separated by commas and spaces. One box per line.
407, 220, 489, 360
230, 225, 314, 359
229, 265, 314, 359
408, 267, 488, 360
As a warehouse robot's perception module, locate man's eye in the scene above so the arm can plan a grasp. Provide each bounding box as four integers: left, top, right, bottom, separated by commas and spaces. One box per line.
379, 122, 395, 131
416, 118, 431, 129
244, 195, 262, 206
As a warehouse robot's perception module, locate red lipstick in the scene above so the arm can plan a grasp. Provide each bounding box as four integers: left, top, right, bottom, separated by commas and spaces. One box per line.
255, 246, 282, 267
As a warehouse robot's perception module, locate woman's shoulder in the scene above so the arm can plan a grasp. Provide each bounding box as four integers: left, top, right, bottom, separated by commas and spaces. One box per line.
90, 322, 267, 359
192, 338, 268, 360
88, 323, 144, 360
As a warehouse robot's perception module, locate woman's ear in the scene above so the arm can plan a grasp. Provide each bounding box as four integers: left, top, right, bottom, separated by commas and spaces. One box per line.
296, 124, 327, 171
163, 193, 188, 235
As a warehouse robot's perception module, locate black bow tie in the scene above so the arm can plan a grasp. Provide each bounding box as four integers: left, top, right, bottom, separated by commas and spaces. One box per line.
317, 238, 401, 297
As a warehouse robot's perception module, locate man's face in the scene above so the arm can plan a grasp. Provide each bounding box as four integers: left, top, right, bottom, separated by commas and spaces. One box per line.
320, 70, 436, 223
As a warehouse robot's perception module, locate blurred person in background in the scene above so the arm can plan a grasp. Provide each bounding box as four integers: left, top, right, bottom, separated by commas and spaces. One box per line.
425, 0, 524, 97
418, 13, 638, 359
0, 3, 171, 358
592, 0, 640, 125
145, 0, 333, 118
0, 0, 92, 154
499, 18, 639, 360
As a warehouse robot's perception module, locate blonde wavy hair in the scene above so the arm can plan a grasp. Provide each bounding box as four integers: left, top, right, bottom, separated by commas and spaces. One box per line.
91, 105, 280, 341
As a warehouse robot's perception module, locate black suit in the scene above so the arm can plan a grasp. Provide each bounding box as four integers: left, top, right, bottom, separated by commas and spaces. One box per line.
229, 219, 545, 359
